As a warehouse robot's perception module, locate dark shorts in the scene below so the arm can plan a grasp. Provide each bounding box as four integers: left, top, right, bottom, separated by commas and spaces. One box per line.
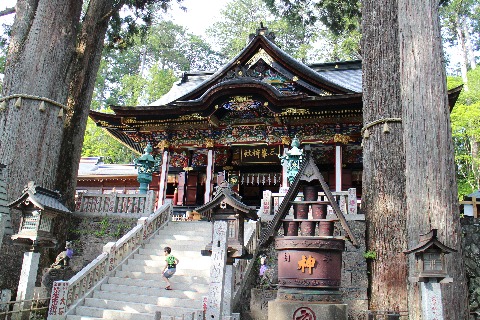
163, 268, 176, 279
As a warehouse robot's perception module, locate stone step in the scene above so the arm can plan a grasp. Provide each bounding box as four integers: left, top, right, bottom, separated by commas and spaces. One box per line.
74, 306, 154, 320
152, 234, 210, 242
67, 316, 104, 320
125, 259, 210, 270
137, 248, 206, 257
133, 252, 208, 261
106, 277, 209, 292
159, 222, 211, 231
142, 242, 206, 252
84, 298, 201, 315
119, 264, 209, 277
146, 239, 210, 248
99, 283, 207, 298
113, 271, 209, 282
92, 290, 204, 307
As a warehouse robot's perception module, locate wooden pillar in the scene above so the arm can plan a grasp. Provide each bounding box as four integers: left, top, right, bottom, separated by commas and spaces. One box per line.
177, 172, 185, 206
335, 145, 342, 192
157, 150, 170, 208
205, 149, 215, 204
280, 147, 289, 193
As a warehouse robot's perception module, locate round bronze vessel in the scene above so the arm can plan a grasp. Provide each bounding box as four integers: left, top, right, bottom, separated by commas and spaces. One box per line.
300, 221, 316, 236
312, 203, 327, 219
283, 221, 298, 236
318, 220, 334, 236
303, 186, 318, 201
293, 203, 309, 219
276, 237, 345, 289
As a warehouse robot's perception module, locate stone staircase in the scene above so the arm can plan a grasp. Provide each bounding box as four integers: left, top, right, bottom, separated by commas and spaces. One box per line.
67, 221, 212, 320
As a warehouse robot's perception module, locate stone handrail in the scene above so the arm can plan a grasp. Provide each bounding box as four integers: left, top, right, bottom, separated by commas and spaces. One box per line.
75, 191, 155, 217
261, 188, 359, 218
232, 221, 261, 308
47, 201, 172, 320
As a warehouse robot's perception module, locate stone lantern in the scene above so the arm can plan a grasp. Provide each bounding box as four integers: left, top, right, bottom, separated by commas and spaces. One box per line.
196, 181, 258, 259
8, 182, 71, 320
404, 229, 456, 320
9, 181, 71, 250
134, 143, 160, 194
404, 229, 455, 283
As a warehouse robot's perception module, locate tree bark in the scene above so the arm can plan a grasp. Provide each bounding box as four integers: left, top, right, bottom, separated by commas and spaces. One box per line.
361, 0, 409, 313
399, 1, 469, 318
55, 0, 117, 208
0, 0, 82, 290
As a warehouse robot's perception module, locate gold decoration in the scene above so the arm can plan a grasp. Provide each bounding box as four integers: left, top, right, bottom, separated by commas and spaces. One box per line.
98, 121, 109, 127
238, 70, 243, 76
281, 108, 309, 116
281, 136, 292, 145
292, 76, 299, 82
263, 101, 269, 107
232, 96, 253, 103
246, 48, 274, 68
297, 255, 316, 274
0, 100, 6, 112
205, 138, 214, 148
177, 113, 204, 121
57, 107, 63, 117
156, 140, 169, 150
333, 134, 351, 145
223, 166, 233, 171
39, 101, 46, 112
123, 117, 136, 124
183, 166, 193, 171
15, 97, 22, 108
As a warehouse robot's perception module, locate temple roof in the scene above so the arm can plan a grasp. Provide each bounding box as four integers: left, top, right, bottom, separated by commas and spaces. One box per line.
9, 181, 71, 214
195, 181, 258, 221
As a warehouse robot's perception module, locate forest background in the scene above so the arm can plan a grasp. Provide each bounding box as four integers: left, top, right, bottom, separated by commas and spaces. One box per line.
0, 0, 479, 199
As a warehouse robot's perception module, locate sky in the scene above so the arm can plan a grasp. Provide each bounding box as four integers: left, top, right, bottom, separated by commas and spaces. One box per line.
0, 0, 467, 73
0, 0, 229, 39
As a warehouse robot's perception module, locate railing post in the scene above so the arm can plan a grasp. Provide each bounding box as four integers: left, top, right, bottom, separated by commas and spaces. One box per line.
347, 188, 357, 214
145, 191, 155, 214
137, 217, 149, 240
103, 242, 116, 274
47, 281, 69, 320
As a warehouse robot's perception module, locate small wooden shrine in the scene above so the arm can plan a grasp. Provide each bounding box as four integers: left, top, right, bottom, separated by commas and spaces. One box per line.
196, 181, 258, 259
89, 25, 462, 208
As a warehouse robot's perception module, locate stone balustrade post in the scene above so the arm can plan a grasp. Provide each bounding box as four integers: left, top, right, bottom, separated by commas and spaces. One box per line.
47, 281, 69, 320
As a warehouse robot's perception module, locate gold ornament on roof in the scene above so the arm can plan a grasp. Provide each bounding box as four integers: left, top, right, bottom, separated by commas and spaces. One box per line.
156, 140, 169, 150
246, 48, 274, 68
333, 134, 351, 145
123, 117, 136, 124
205, 138, 214, 148
281, 108, 309, 116
281, 136, 292, 145
177, 113, 204, 121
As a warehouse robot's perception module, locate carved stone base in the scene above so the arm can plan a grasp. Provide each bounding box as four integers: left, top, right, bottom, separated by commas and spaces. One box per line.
268, 299, 347, 320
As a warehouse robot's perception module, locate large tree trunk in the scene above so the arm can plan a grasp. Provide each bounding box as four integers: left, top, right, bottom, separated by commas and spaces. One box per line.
0, 0, 82, 290
399, 1, 469, 318
55, 0, 117, 209
361, 0, 409, 314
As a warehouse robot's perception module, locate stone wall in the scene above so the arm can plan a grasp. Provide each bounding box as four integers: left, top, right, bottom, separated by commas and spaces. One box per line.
67, 215, 138, 272
461, 217, 480, 317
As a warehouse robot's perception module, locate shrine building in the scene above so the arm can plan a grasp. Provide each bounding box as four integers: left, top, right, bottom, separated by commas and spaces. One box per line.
88, 26, 461, 208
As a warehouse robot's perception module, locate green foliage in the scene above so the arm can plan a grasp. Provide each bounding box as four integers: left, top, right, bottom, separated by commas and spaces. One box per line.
207, 0, 329, 62
363, 250, 377, 260
449, 66, 480, 199
82, 118, 137, 163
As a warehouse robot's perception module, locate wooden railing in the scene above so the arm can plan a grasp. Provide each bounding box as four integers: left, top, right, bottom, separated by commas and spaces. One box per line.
261, 188, 359, 218
232, 221, 261, 309
47, 201, 172, 320
75, 191, 155, 217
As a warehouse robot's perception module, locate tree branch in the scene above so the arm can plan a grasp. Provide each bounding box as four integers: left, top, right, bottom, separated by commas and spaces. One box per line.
0, 7, 15, 18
